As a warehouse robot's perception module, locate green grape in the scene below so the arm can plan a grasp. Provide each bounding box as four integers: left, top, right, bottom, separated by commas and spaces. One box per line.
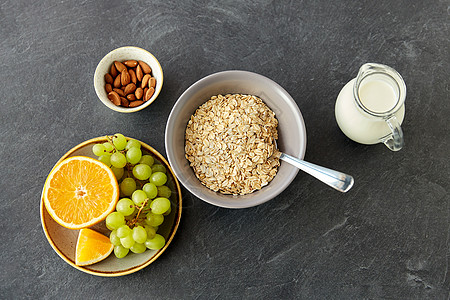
113, 133, 127, 150
151, 164, 166, 174
149, 172, 167, 186
110, 152, 127, 168
116, 198, 135, 216
132, 190, 148, 206
111, 166, 124, 180
98, 155, 111, 167
130, 243, 146, 254
143, 183, 158, 199
139, 155, 154, 167
146, 212, 164, 227
125, 209, 137, 221
92, 144, 106, 156
150, 197, 171, 214
145, 234, 165, 250
144, 225, 156, 239
120, 234, 135, 249
103, 142, 114, 154
126, 147, 142, 165
132, 164, 152, 180
120, 178, 136, 196
126, 139, 141, 150
105, 212, 125, 230
157, 185, 172, 198
114, 245, 129, 258
117, 224, 132, 238
110, 230, 121, 246
163, 205, 171, 216
132, 226, 147, 244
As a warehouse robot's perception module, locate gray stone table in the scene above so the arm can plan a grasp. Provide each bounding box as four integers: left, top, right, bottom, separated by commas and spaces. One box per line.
1, 0, 449, 299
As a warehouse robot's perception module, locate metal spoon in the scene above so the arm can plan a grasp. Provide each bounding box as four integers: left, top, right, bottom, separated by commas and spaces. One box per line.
274, 139, 354, 192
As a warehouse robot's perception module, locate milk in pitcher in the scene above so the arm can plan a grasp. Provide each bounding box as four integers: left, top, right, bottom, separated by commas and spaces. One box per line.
335, 64, 406, 148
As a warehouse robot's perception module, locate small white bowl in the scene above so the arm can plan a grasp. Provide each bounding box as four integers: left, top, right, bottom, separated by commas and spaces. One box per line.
94, 46, 163, 113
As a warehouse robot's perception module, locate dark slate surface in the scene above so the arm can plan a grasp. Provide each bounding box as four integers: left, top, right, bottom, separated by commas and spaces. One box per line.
0, 0, 449, 299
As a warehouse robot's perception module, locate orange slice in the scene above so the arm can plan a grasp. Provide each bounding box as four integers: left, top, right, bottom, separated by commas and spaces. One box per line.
43, 156, 119, 229
76, 228, 114, 266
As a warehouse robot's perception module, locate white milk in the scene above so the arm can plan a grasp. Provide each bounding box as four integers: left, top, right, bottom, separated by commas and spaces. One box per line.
335, 78, 405, 144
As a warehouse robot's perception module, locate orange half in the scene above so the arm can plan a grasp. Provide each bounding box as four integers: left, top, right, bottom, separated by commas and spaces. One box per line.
43, 156, 119, 229
76, 228, 114, 266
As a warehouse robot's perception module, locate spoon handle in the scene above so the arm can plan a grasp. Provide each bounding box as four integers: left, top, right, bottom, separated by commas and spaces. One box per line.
279, 153, 354, 192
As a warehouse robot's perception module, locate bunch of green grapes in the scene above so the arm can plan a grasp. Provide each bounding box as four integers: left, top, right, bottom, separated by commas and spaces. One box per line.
92, 133, 173, 258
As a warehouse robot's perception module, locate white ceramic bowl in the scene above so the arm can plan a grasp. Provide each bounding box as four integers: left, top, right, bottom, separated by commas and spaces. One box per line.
40, 137, 182, 277
165, 70, 307, 209
94, 46, 163, 113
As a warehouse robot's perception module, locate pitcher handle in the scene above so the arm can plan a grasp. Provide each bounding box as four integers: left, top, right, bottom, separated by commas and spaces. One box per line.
382, 115, 404, 151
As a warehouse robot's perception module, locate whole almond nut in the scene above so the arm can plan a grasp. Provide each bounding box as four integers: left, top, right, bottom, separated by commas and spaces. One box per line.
144, 87, 154, 101
124, 83, 136, 95
129, 100, 144, 108
120, 97, 129, 107
136, 65, 143, 81
127, 94, 136, 101
121, 69, 130, 86
135, 87, 143, 99
105, 84, 113, 93
104, 73, 113, 84
113, 74, 121, 88
141, 74, 151, 89
138, 60, 152, 74
110, 64, 118, 77
124, 60, 138, 68
129, 69, 137, 84
114, 61, 127, 73
113, 88, 125, 97
149, 77, 156, 88
108, 91, 121, 106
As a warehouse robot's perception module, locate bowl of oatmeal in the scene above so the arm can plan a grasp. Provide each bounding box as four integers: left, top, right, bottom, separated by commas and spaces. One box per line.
165, 70, 307, 208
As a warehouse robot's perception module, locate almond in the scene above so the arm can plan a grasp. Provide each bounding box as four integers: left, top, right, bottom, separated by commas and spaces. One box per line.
108, 91, 121, 106
124, 83, 136, 95
124, 60, 138, 68
104, 73, 113, 84
136, 65, 143, 82
110, 64, 118, 78
141, 74, 151, 89
121, 69, 130, 86
129, 100, 144, 108
149, 77, 156, 88
113, 88, 125, 97
127, 94, 136, 101
138, 61, 152, 74
144, 87, 154, 101
113, 74, 121, 88
105, 84, 113, 93
120, 97, 129, 107
129, 69, 137, 84
114, 61, 127, 73
135, 87, 143, 99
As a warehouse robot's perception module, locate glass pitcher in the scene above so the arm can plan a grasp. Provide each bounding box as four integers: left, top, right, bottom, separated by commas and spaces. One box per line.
335, 63, 406, 151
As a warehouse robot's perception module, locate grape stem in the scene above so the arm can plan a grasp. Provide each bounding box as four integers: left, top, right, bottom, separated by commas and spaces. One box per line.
128, 198, 150, 227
